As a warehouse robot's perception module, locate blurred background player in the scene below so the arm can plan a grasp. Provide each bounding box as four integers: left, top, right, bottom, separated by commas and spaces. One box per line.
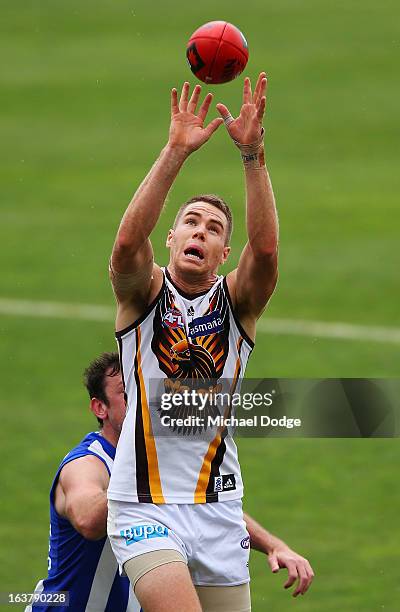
107, 74, 314, 611
27, 353, 139, 612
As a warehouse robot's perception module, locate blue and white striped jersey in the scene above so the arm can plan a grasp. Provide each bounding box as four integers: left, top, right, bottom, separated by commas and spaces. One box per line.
27, 432, 140, 612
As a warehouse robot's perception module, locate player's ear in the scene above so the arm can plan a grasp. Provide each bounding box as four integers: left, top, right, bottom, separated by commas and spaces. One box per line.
166, 229, 175, 248
220, 245, 231, 264
90, 398, 108, 423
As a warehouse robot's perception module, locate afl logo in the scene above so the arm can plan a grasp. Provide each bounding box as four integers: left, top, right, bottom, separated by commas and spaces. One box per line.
240, 536, 250, 549
163, 308, 184, 329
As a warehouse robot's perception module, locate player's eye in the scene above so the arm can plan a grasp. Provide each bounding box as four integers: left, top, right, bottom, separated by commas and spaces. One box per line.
209, 226, 219, 233
186, 218, 196, 225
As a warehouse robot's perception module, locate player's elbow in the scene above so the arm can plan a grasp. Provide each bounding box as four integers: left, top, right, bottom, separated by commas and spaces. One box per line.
67, 506, 106, 540
113, 231, 136, 256
250, 246, 278, 269
82, 525, 107, 541
75, 516, 106, 540
252, 241, 278, 259
114, 220, 149, 253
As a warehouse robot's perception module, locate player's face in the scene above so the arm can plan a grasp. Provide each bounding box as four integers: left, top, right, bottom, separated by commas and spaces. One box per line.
167, 203, 230, 275
103, 370, 126, 435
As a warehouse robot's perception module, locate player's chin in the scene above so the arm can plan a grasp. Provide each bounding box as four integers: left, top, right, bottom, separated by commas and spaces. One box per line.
178, 257, 210, 277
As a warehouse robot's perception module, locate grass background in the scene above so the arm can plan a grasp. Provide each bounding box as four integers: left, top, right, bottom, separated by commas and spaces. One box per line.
1, 0, 399, 609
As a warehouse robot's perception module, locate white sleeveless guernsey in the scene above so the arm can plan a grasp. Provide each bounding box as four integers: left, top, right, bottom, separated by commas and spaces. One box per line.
108, 268, 254, 504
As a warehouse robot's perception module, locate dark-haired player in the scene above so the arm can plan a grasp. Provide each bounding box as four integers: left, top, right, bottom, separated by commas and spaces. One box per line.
27, 353, 139, 612
107, 74, 314, 611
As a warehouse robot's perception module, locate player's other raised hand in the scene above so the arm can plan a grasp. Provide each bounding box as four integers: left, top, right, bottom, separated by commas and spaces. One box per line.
168, 82, 224, 156
217, 72, 267, 144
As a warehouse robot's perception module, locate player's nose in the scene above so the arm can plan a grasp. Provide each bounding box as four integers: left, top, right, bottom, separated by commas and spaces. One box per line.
192, 227, 205, 240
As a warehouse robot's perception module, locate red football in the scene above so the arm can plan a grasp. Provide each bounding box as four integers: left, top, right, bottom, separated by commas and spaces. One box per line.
186, 21, 249, 84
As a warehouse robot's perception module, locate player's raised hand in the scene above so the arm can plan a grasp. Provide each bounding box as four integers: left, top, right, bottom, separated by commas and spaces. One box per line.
168, 82, 224, 155
216, 72, 267, 144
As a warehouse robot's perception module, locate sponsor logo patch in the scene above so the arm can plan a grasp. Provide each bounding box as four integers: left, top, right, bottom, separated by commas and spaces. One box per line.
162, 308, 184, 329
213, 474, 237, 493
241, 536, 250, 549
214, 476, 223, 492
120, 524, 169, 546
188, 310, 223, 339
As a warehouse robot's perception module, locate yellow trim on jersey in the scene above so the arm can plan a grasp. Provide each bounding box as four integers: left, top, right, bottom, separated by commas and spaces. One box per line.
194, 432, 221, 503
230, 337, 244, 395
137, 327, 165, 503
194, 337, 244, 503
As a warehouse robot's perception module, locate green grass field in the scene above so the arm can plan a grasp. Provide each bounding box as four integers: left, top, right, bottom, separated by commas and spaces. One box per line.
1, 1, 399, 610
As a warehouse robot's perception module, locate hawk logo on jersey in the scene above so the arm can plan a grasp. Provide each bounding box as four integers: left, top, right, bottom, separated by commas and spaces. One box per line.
152, 283, 230, 433
170, 339, 191, 366
153, 285, 229, 377
169, 338, 217, 379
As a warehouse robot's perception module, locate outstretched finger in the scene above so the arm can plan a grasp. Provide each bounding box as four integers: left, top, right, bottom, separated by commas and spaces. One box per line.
243, 76, 252, 104
171, 88, 179, 115
188, 84, 202, 114
216, 102, 235, 127
198, 92, 213, 122
292, 566, 309, 598
301, 562, 315, 595
300, 570, 314, 596
216, 102, 230, 118
204, 117, 224, 139
253, 71, 267, 104
257, 96, 266, 121
283, 562, 298, 589
179, 82, 190, 112
267, 552, 280, 574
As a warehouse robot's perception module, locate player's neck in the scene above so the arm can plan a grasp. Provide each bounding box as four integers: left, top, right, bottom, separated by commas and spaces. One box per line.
166, 265, 218, 296
99, 426, 118, 448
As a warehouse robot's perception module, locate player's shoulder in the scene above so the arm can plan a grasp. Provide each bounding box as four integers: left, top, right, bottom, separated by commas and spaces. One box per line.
115, 263, 165, 333
59, 453, 110, 490
63, 431, 103, 459
59, 432, 114, 474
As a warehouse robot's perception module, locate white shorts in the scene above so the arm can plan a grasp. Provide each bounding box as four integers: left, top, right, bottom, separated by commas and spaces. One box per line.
107, 499, 250, 587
